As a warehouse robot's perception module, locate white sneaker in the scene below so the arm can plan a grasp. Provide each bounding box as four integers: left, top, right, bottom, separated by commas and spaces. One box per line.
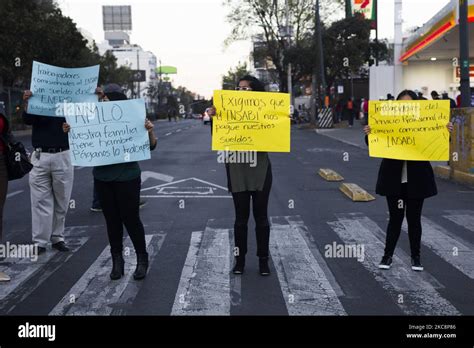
0, 271, 11, 282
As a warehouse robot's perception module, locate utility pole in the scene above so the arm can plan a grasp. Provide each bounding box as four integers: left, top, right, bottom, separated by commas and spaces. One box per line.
158, 59, 162, 106
310, 0, 319, 126
393, 0, 403, 96
375, 0, 379, 66
459, 0, 471, 107
285, 0, 293, 101
345, 0, 352, 18
316, 0, 326, 101
136, 49, 140, 99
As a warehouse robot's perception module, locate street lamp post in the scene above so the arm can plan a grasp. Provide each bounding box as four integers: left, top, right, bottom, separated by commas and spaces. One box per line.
459, 0, 471, 107
285, 0, 293, 101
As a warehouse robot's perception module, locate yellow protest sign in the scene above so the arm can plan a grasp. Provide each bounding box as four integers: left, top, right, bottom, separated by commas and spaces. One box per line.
368, 100, 450, 161
212, 90, 291, 152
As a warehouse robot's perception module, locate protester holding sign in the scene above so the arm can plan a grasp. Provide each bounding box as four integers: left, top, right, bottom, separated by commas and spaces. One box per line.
22, 90, 74, 254
364, 90, 453, 272
63, 84, 157, 280
0, 104, 13, 282
211, 75, 275, 276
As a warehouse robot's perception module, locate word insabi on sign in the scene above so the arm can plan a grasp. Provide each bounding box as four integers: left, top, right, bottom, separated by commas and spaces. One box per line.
368, 100, 450, 161
212, 90, 290, 152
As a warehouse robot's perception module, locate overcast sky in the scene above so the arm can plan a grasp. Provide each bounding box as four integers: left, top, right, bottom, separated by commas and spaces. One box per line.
57, 0, 451, 98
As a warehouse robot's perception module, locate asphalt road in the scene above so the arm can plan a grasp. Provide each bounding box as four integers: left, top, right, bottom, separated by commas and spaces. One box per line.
1, 118, 474, 315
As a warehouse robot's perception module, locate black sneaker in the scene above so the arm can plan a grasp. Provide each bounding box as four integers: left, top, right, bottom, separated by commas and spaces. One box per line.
378, 255, 392, 270
37, 246, 47, 255
90, 206, 102, 212
232, 256, 245, 274
259, 257, 270, 276
411, 256, 424, 271
139, 200, 147, 209
52, 241, 70, 252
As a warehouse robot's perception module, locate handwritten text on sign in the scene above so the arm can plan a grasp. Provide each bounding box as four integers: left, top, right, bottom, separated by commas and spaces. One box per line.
368, 100, 450, 161
28, 61, 99, 117
65, 99, 150, 166
212, 90, 290, 152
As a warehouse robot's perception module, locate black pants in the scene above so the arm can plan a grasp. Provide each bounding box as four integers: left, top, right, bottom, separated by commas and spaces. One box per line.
231, 169, 272, 258
95, 177, 146, 255
385, 184, 424, 258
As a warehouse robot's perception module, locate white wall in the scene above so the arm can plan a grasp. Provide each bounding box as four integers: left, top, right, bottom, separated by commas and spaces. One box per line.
369, 65, 395, 100
402, 60, 455, 98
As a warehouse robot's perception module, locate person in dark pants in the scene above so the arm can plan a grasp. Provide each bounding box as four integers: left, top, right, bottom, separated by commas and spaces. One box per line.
0, 104, 13, 282
364, 90, 453, 271
209, 75, 273, 276
63, 84, 157, 280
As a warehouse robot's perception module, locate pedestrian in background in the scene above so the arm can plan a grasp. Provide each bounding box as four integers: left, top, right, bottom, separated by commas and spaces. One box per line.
417, 91, 427, 100
0, 104, 12, 282
347, 98, 354, 127
335, 98, 343, 124
442, 91, 457, 109
63, 84, 157, 280
22, 90, 73, 254
431, 90, 440, 100
364, 90, 453, 271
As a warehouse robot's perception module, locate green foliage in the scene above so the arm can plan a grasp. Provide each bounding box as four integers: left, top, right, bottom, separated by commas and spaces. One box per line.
224, 0, 344, 91
222, 61, 250, 89
0, 0, 133, 89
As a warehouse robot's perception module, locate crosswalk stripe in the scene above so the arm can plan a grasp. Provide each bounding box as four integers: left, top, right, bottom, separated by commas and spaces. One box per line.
49, 234, 164, 316
328, 213, 460, 315
171, 227, 231, 315
270, 216, 346, 315
402, 217, 474, 279
0, 237, 89, 313
443, 210, 474, 233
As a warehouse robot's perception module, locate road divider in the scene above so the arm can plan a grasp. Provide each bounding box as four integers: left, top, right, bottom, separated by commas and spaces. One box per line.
318, 168, 344, 182
339, 183, 375, 202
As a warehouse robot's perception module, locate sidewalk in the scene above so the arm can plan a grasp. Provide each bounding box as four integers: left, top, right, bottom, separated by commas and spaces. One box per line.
315, 119, 449, 169
315, 120, 366, 149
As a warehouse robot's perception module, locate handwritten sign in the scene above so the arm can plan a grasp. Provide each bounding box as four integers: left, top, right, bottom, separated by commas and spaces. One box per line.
369, 100, 450, 161
212, 90, 290, 152
65, 99, 150, 166
28, 61, 99, 117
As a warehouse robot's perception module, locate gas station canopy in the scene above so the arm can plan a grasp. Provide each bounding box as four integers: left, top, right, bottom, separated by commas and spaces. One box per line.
401, 0, 474, 62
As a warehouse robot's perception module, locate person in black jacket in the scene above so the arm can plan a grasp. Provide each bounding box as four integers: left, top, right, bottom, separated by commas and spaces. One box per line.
364, 90, 453, 271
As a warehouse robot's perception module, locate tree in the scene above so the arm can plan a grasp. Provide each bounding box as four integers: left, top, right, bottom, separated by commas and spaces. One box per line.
0, 0, 97, 88
0, 0, 133, 90
98, 50, 133, 88
287, 13, 390, 94
324, 13, 389, 87
222, 62, 250, 89
224, 0, 344, 91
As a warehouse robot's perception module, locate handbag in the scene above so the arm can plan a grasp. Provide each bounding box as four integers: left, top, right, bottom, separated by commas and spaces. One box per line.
1, 134, 33, 181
